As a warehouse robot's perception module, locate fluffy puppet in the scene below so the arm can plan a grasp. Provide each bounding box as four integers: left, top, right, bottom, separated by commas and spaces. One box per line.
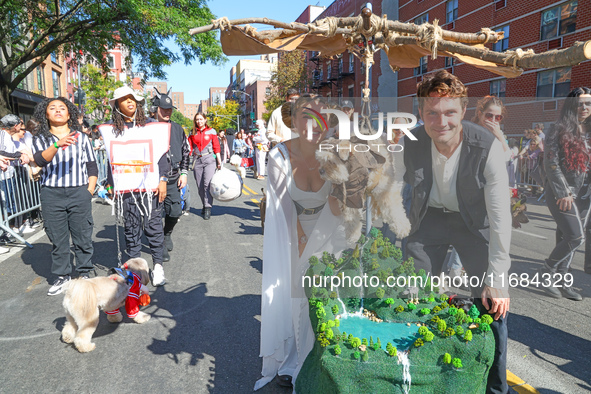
61, 258, 151, 353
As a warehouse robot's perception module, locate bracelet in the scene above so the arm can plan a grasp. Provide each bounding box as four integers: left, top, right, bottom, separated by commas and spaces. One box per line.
160, 176, 168, 182
105, 185, 113, 192
180, 170, 188, 176
53, 142, 59, 149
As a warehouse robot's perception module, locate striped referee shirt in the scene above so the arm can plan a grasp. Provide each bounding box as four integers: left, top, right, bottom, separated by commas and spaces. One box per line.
32, 133, 98, 187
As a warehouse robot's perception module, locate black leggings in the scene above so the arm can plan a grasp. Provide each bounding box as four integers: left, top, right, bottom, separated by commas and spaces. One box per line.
545, 186, 591, 272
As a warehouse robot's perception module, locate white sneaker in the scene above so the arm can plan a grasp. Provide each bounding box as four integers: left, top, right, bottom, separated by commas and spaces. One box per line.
151, 264, 166, 286
0, 246, 10, 254
19, 223, 36, 234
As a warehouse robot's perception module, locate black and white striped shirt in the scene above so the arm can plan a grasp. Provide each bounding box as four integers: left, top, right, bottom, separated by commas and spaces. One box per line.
32, 133, 97, 187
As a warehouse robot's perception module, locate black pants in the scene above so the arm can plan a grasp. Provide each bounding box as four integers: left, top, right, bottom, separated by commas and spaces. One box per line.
546, 185, 591, 273
406, 207, 508, 394
122, 192, 164, 265
40, 185, 94, 277
164, 178, 182, 219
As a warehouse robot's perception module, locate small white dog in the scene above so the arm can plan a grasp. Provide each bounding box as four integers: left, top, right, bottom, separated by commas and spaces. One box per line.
61, 258, 151, 353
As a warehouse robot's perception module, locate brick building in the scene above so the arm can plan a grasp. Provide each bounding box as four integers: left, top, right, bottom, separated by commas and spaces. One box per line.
397, 0, 591, 135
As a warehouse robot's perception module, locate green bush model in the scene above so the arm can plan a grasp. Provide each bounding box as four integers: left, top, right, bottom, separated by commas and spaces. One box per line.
444, 328, 455, 338
414, 338, 424, 348
455, 326, 464, 336
327, 320, 335, 328
334, 345, 341, 356
385, 298, 395, 308
353, 351, 360, 360
432, 306, 442, 313
468, 305, 480, 320
464, 330, 473, 343
418, 326, 429, 336
395, 305, 404, 313
481, 314, 493, 325
386, 342, 398, 357
420, 308, 431, 316
332, 305, 339, 315
479, 322, 491, 336
452, 358, 463, 369
408, 303, 417, 310
448, 307, 458, 316
424, 331, 435, 343
375, 287, 385, 299
443, 353, 452, 364
325, 328, 334, 340
351, 337, 361, 349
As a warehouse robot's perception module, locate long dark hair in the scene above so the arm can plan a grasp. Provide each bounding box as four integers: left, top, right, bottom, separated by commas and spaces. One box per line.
550, 87, 591, 173
471, 95, 507, 124
33, 97, 81, 144
111, 100, 147, 137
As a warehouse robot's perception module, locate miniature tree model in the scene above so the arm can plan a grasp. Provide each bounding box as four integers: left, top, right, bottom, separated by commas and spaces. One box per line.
443, 353, 452, 364
353, 351, 360, 360
464, 330, 473, 343
369, 336, 374, 347
325, 328, 334, 340
481, 314, 493, 325
424, 331, 435, 343
362, 338, 368, 346
351, 337, 362, 349
437, 320, 447, 334
334, 345, 342, 356
362, 351, 369, 362
444, 328, 455, 338
468, 305, 480, 320
309, 256, 319, 266
414, 338, 424, 348
375, 287, 385, 299
377, 338, 382, 349
395, 305, 404, 313
408, 303, 417, 310
385, 298, 395, 308
455, 326, 464, 336
479, 322, 491, 336
452, 358, 463, 370
332, 305, 339, 315
419, 326, 429, 336
448, 307, 458, 316
327, 320, 335, 328
420, 308, 431, 316
370, 241, 378, 255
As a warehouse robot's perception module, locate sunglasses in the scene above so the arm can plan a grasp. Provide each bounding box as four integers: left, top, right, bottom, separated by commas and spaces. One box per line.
578, 101, 591, 108
484, 113, 503, 122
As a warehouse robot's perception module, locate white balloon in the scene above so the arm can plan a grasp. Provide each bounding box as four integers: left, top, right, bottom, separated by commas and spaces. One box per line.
210, 167, 243, 202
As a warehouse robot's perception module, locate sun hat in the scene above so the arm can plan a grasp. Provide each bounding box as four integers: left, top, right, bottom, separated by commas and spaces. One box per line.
109, 86, 145, 108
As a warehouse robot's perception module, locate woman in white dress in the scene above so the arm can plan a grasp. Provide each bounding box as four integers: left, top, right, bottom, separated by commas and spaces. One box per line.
255, 96, 347, 390
252, 119, 270, 179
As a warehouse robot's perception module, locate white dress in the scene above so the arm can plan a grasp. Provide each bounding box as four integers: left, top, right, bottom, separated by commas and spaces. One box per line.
255, 142, 347, 390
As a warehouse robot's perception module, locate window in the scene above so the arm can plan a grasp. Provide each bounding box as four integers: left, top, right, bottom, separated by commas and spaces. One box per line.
537, 67, 571, 98
348, 84, 354, 97
52, 70, 61, 97
349, 53, 355, 73
493, 26, 510, 52
319, 68, 323, 81
37, 66, 44, 92
51, 52, 58, 64
446, 0, 458, 24
541, 1, 577, 40
265, 87, 271, 96
107, 55, 115, 69
415, 13, 428, 25
414, 56, 428, 76
339, 58, 343, 74
445, 57, 455, 68
490, 79, 506, 97
327, 61, 331, 79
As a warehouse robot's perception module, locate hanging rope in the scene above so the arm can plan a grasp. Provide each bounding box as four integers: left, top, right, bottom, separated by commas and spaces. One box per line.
479, 28, 498, 43
417, 20, 443, 59
211, 17, 232, 33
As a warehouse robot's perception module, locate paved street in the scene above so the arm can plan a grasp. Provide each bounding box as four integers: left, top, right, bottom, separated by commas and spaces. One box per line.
0, 168, 590, 393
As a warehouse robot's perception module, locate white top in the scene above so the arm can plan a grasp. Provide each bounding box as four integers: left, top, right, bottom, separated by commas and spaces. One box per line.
394, 137, 511, 289
266, 105, 297, 143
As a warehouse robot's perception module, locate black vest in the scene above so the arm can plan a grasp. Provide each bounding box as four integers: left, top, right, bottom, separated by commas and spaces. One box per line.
403, 121, 495, 242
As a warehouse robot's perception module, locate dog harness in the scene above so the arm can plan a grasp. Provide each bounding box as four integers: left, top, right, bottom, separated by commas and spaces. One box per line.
105, 270, 142, 319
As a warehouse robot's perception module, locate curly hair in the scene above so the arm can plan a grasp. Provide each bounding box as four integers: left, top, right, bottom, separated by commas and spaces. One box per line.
471, 96, 507, 124
33, 97, 81, 144
549, 87, 591, 173
111, 100, 147, 137
417, 70, 469, 110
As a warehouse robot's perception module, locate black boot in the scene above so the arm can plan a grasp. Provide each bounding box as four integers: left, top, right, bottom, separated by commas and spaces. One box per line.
163, 247, 170, 262
204, 207, 211, 220
201, 207, 205, 216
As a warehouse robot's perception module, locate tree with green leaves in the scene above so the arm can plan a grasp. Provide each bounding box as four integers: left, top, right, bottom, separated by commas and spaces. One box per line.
395, 305, 404, 313
424, 331, 435, 343
479, 322, 491, 336
353, 351, 360, 360
362, 351, 369, 362
309, 256, 319, 266
370, 240, 378, 255
362, 338, 368, 346
207, 100, 240, 132
443, 353, 452, 364
377, 337, 382, 349
332, 305, 339, 315
418, 326, 429, 336
375, 287, 385, 299
334, 344, 341, 356
468, 305, 481, 320
385, 298, 395, 308
325, 328, 334, 340
76, 64, 123, 121
452, 358, 463, 369
0, 0, 225, 117
455, 326, 464, 336
350, 337, 361, 349
481, 314, 494, 325
407, 303, 417, 311
464, 330, 473, 343
263, 50, 309, 121
414, 338, 424, 348
444, 328, 455, 338
437, 320, 447, 334
171, 110, 192, 131
420, 308, 431, 316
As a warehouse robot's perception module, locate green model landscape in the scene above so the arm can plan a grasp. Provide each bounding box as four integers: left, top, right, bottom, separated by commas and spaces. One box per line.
296, 228, 495, 393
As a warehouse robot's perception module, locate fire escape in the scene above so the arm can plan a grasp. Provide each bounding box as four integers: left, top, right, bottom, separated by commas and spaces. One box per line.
310, 51, 355, 97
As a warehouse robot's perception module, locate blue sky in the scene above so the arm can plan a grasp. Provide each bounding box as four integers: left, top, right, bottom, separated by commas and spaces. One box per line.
150, 0, 335, 104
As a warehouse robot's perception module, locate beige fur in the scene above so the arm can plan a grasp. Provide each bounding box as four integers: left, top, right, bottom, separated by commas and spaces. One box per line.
316, 138, 411, 243
61, 258, 151, 353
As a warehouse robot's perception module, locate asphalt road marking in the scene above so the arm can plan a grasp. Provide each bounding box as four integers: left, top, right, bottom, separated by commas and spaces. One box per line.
242, 189, 250, 195
513, 229, 547, 240
250, 198, 261, 204
243, 185, 258, 195
0, 230, 46, 264
507, 370, 540, 393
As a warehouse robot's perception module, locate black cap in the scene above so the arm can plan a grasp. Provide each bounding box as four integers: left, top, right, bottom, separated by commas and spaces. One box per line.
154, 93, 176, 110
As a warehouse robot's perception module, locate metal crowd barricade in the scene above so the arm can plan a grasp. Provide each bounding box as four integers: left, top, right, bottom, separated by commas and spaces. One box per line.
515, 156, 546, 201
0, 165, 41, 248
95, 149, 109, 189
